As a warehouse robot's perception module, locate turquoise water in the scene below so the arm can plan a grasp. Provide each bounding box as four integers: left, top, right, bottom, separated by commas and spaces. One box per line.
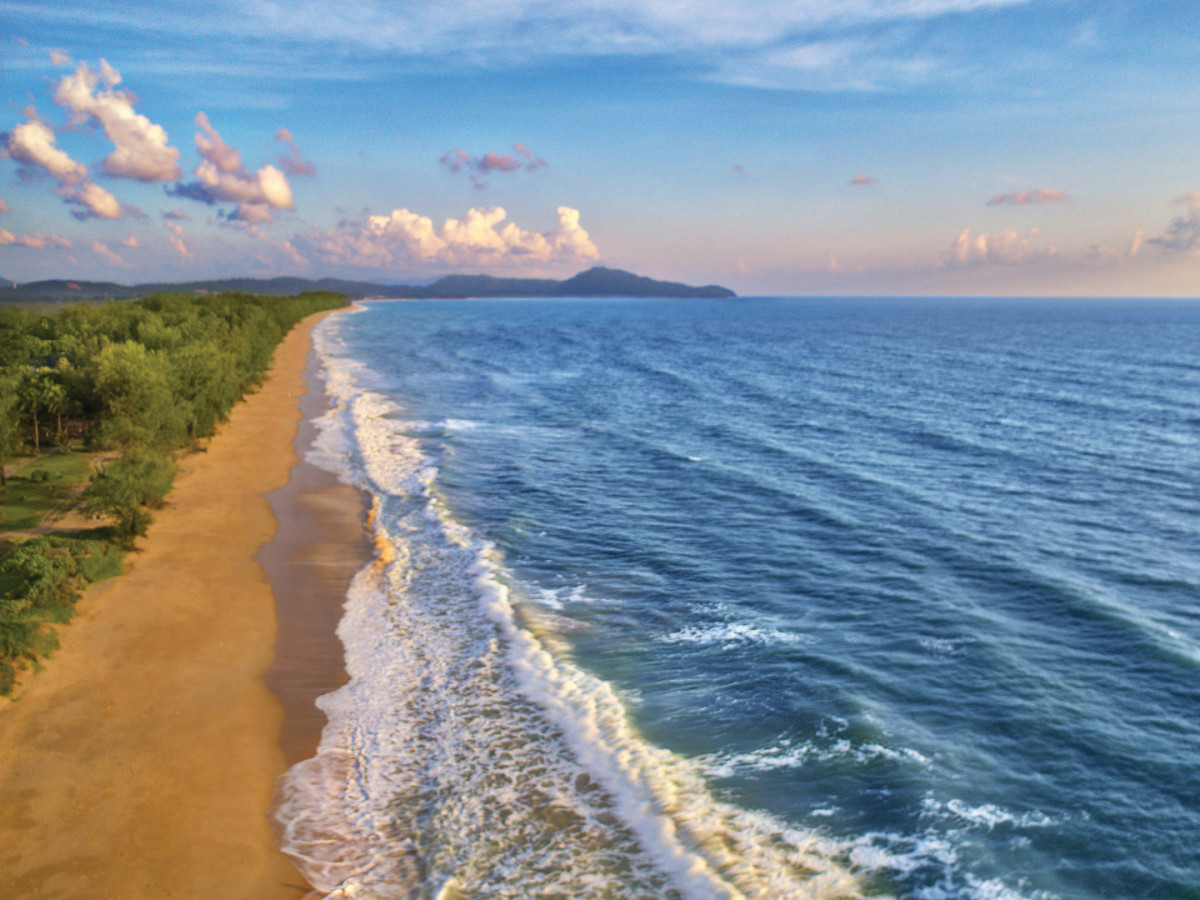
278, 297, 1200, 899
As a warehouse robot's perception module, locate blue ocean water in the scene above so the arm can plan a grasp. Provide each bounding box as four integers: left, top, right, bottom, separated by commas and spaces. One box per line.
277, 296, 1200, 899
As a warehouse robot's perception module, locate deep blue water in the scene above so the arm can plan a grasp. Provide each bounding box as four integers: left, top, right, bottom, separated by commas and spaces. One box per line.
287, 296, 1200, 899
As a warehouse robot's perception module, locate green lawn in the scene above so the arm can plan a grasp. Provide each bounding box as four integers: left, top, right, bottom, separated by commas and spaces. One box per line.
0, 452, 94, 532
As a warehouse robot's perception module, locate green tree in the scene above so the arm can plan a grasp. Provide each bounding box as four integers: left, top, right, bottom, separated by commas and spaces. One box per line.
81, 451, 177, 545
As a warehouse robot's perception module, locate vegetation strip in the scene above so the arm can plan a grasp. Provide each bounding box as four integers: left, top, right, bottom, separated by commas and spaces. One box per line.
0, 290, 345, 695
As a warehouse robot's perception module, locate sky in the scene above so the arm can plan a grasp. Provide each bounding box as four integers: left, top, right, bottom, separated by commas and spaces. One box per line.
2, 0, 1200, 296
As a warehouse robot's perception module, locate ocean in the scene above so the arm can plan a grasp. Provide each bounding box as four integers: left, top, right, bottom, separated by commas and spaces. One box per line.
273, 296, 1200, 899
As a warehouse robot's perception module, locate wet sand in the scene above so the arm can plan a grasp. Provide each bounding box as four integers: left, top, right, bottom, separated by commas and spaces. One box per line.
0, 309, 363, 899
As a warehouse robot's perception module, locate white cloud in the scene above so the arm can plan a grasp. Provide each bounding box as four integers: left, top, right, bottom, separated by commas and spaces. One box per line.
18, 0, 1032, 90
949, 227, 1056, 266
53, 60, 181, 182
170, 113, 294, 221
299, 204, 598, 270
3, 113, 88, 182
2, 110, 129, 220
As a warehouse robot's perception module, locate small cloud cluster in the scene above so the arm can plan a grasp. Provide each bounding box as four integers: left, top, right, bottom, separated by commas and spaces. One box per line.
275, 128, 316, 176
299, 204, 597, 269
0, 229, 72, 249
1, 59, 177, 221
169, 113, 295, 223
850, 174, 877, 186
54, 60, 181, 182
1148, 191, 1200, 254
1, 109, 124, 220
986, 188, 1068, 206
441, 143, 546, 188
949, 227, 1057, 266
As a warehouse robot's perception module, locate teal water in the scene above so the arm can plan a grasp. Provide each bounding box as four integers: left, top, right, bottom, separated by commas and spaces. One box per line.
277, 297, 1200, 899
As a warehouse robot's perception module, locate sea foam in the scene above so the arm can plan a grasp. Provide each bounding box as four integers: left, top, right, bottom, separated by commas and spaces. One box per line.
272, 310, 875, 899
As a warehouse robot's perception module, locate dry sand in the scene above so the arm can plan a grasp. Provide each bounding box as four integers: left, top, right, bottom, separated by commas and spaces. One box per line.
0, 309, 367, 899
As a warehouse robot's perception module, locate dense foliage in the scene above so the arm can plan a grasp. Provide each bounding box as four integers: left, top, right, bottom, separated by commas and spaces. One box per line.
0, 290, 344, 693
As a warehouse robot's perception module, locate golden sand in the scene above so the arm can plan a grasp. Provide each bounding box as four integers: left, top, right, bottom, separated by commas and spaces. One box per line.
0, 310, 361, 899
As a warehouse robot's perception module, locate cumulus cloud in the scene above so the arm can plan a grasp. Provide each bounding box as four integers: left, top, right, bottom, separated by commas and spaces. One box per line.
850, 174, 877, 186
298, 204, 598, 270
275, 128, 315, 176
1148, 191, 1200, 254
2, 109, 128, 219
169, 113, 294, 221
52, 60, 181, 182
949, 227, 1056, 266
441, 143, 546, 187
0, 229, 72, 249
3, 111, 88, 182
61, 180, 123, 220
122, 235, 139, 248
986, 188, 1068, 206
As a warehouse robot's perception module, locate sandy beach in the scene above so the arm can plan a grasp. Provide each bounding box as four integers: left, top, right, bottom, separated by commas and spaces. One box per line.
0, 309, 368, 899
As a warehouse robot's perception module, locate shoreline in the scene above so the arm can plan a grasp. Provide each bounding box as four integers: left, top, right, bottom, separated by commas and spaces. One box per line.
0, 310, 348, 899
260, 334, 373, 766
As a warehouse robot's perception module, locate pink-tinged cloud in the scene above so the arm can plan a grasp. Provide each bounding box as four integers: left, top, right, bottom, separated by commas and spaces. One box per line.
440, 143, 547, 184
162, 208, 189, 220
91, 240, 127, 267
297, 204, 598, 270
121, 235, 139, 248
170, 113, 295, 222
949, 228, 1057, 266
850, 174, 877, 186
0, 200, 8, 214
163, 219, 191, 259
49, 49, 72, 66
0, 229, 72, 249
194, 111, 242, 174
275, 128, 316, 176
986, 188, 1068, 206
53, 61, 181, 182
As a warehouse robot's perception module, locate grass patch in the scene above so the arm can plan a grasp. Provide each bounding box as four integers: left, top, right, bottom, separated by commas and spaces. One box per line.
0, 452, 94, 532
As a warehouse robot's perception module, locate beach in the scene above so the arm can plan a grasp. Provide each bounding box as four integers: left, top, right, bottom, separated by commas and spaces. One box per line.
0, 308, 368, 899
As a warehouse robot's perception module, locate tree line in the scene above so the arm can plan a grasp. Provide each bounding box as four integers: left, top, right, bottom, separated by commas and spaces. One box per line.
0, 291, 345, 693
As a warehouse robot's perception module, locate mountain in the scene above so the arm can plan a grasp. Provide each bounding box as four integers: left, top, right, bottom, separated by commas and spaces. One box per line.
555, 266, 735, 298
0, 267, 735, 305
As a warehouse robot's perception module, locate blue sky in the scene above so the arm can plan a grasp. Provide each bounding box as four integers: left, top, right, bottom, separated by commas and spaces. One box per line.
3, 0, 1200, 295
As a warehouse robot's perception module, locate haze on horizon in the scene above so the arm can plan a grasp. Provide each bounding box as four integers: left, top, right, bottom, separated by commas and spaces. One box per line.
2, 0, 1199, 297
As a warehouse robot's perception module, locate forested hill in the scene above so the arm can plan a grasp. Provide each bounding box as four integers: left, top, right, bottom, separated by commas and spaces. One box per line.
2, 267, 736, 304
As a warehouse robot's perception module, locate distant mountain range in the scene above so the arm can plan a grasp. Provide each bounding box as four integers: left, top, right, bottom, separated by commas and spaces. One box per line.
0, 267, 736, 305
